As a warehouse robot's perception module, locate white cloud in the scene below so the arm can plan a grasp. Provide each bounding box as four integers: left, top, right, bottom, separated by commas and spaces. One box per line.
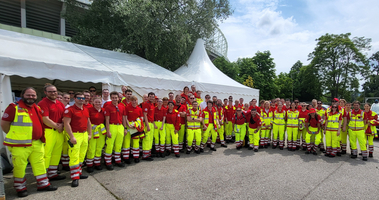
219, 0, 379, 74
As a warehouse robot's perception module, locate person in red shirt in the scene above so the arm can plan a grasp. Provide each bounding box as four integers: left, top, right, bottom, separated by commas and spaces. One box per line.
168, 92, 176, 105
216, 99, 228, 148
233, 107, 247, 150
162, 97, 169, 109
86, 97, 106, 172
238, 98, 244, 109
190, 85, 198, 98
124, 95, 144, 163
247, 108, 262, 152
347, 101, 368, 160
141, 92, 156, 161
364, 103, 378, 157
63, 92, 92, 187
324, 104, 343, 157
201, 101, 219, 152
177, 96, 188, 152
294, 99, 301, 110
304, 109, 322, 155
83, 90, 93, 110
165, 101, 181, 157
153, 98, 167, 157
225, 97, 236, 143
248, 99, 261, 114
181, 86, 190, 105
121, 89, 133, 107
298, 103, 309, 150
2, 87, 57, 197
103, 91, 126, 170
38, 84, 66, 181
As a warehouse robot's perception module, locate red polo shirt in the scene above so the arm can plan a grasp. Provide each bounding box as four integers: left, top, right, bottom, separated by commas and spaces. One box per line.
122, 98, 131, 107
247, 113, 262, 129
63, 104, 89, 133
88, 107, 105, 125
166, 109, 181, 131
38, 97, 65, 128
2, 100, 44, 141
142, 100, 155, 122
154, 106, 167, 121
305, 115, 321, 128
225, 105, 236, 121
232, 113, 246, 125
178, 104, 187, 124
201, 107, 216, 124
102, 101, 112, 109
248, 105, 261, 113
83, 103, 93, 110
216, 106, 224, 122
125, 105, 143, 122
298, 109, 309, 119
104, 103, 125, 124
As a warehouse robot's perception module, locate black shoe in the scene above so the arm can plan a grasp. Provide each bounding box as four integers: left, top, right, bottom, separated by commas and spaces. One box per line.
359, 153, 362, 156
195, 150, 200, 154
305, 151, 310, 154
95, 165, 103, 170
142, 157, 154, 161
329, 154, 335, 158
87, 166, 94, 173
302, 147, 307, 151
166, 151, 171, 156
351, 155, 357, 159
180, 149, 184, 153
248, 147, 253, 150
272, 146, 277, 149
106, 165, 114, 170
17, 190, 28, 197
320, 148, 325, 152
254, 149, 258, 152
155, 153, 160, 158
207, 144, 211, 148
237, 146, 241, 150
116, 162, 125, 167
296, 146, 300, 150
363, 157, 368, 161
200, 148, 204, 152
341, 150, 347, 154
265, 145, 268, 149
313, 152, 318, 155
267, 143, 271, 147
175, 154, 180, 158
324, 153, 330, 157
186, 151, 190, 154
49, 175, 66, 181
336, 152, 341, 157
279, 147, 283, 150
62, 166, 70, 171
80, 175, 88, 179
210, 148, 217, 151
124, 159, 131, 164
71, 180, 79, 187
134, 158, 140, 163
221, 144, 228, 148
161, 153, 165, 158
37, 185, 58, 191
226, 140, 230, 144
369, 153, 373, 158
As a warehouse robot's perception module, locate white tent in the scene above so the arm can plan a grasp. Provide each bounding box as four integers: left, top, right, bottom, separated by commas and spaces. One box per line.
0, 29, 191, 162
175, 39, 259, 102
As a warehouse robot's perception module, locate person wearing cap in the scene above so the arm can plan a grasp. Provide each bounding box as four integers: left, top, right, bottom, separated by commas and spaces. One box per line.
286, 102, 299, 151
363, 103, 378, 158
347, 101, 368, 160
225, 97, 236, 143
233, 106, 247, 150
247, 108, 261, 151
272, 101, 286, 149
324, 104, 342, 157
304, 108, 322, 155
298, 102, 309, 150
153, 98, 167, 157
186, 101, 203, 154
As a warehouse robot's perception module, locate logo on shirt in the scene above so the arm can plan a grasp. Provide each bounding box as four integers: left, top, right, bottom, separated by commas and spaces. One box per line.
145, 108, 148, 111
104, 111, 107, 114
41, 110, 44, 114
178, 114, 180, 117
2, 113, 8, 118
64, 110, 69, 114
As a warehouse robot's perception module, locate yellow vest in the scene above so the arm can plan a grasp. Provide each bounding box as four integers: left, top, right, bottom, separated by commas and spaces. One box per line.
196, 98, 203, 105
286, 110, 299, 127
261, 110, 273, 129
188, 109, 201, 129
365, 111, 378, 134
4, 105, 33, 146
273, 110, 285, 126
348, 110, 365, 130
203, 109, 218, 128
326, 112, 341, 131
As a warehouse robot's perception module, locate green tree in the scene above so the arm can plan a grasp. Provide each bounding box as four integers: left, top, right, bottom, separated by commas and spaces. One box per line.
275, 72, 293, 99
243, 76, 254, 88
289, 60, 303, 100
363, 51, 379, 97
213, 57, 239, 81
65, 0, 233, 71
308, 33, 371, 100
297, 64, 322, 101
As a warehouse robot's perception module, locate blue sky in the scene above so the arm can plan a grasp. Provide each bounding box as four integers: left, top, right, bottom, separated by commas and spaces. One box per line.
219, 0, 379, 75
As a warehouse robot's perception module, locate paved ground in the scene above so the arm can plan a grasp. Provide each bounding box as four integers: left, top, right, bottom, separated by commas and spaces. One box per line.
4, 139, 379, 200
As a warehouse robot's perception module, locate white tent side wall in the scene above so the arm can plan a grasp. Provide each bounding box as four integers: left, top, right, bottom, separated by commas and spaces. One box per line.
0, 74, 13, 164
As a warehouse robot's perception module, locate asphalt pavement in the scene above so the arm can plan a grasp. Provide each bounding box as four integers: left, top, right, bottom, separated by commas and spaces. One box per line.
4, 139, 379, 200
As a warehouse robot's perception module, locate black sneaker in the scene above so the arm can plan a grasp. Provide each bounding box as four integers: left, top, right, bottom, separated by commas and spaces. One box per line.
17, 190, 28, 197
200, 149, 204, 152
166, 151, 171, 156
336, 152, 341, 157
37, 185, 57, 191
134, 158, 140, 163
79, 175, 88, 179
351, 155, 357, 159
161, 153, 166, 158
142, 157, 154, 161
49, 175, 66, 181
254, 149, 258, 152
87, 166, 94, 173
305, 151, 310, 154
71, 180, 79, 187
369, 153, 373, 158
95, 165, 103, 170
62, 166, 70, 171
237, 146, 241, 150
124, 159, 131, 164
221, 144, 228, 148
363, 157, 368, 161
279, 147, 283, 150
116, 162, 125, 167
175, 154, 180, 158
272, 146, 277, 149
195, 150, 200, 154
313, 152, 318, 155
186, 151, 190, 154
106, 165, 114, 170
341, 150, 347, 154
248, 147, 253, 150
210, 148, 217, 151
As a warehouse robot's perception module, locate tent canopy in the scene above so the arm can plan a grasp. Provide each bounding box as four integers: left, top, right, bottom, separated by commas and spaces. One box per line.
174, 39, 259, 101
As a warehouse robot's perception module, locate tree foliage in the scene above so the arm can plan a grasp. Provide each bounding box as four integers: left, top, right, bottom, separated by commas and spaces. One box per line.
363, 51, 379, 97
275, 72, 292, 99
308, 33, 371, 100
243, 76, 254, 88
65, 0, 233, 71
213, 57, 239, 81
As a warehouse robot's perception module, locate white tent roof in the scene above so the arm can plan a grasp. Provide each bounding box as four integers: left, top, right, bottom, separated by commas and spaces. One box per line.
175, 39, 259, 100
0, 29, 191, 97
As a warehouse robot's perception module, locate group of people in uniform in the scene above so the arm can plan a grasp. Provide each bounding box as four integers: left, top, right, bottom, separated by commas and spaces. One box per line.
1, 84, 378, 198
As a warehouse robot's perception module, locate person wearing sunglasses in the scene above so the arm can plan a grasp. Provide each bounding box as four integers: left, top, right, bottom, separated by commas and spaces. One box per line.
298, 102, 309, 150
141, 92, 156, 161
201, 101, 219, 152
233, 107, 247, 150
89, 86, 97, 96
315, 101, 326, 153
68, 90, 75, 106
63, 92, 92, 187
272, 101, 286, 150
104, 91, 126, 170
324, 104, 342, 157
363, 103, 378, 158
38, 84, 66, 181
186, 101, 203, 154
225, 97, 236, 143
294, 99, 301, 110
286, 102, 299, 151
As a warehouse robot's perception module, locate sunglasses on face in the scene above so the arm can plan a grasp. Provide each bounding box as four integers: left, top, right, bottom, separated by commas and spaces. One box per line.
237, 110, 242, 112
76, 97, 85, 100
47, 91, 57, 93
302, 105, 306, 107
317, 103, 322, 104
295, 102, 299, 103
69, 92, 74, 94
332, 106, 337, 108
332, 101, 336, 103
90, 90, 96, 92
190, 98, 195, 99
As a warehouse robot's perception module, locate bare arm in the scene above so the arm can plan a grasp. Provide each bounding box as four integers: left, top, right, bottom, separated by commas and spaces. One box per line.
87, 118, 92, 140
0, 120, 11, 133
105, 116, 111, 138
63, 117, 76, 144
